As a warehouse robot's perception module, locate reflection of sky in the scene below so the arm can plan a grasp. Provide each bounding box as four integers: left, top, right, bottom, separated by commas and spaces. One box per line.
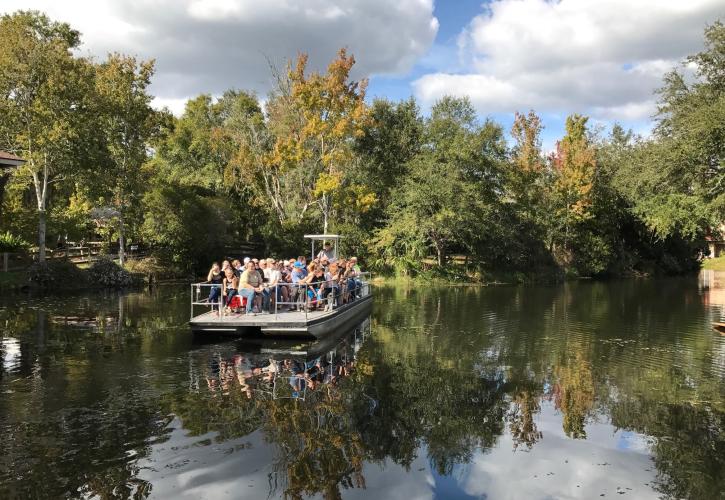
459, 403, 659, 500
137, 418, 435, 500
2, 337, 21, 372
137, 401, 661, 499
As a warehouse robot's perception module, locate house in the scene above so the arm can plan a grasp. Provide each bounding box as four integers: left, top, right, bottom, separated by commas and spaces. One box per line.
0, 150, 25, 169
705, 223, 725, 258
0, 150, 26, 214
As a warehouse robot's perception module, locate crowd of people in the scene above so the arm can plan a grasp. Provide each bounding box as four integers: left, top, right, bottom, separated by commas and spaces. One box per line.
204, 242, 365, 315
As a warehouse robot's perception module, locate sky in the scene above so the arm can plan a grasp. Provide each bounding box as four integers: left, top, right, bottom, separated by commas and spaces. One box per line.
1, 0, 722, 148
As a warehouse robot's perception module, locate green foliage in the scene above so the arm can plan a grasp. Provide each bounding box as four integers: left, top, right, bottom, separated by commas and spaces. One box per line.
610, 21, 724, 241
123, 256, 166, 281
0, 12, 721, 279
0, 231, 30, 252
140, 183, 231, 273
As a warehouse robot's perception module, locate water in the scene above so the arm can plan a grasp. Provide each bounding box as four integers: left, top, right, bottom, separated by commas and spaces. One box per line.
1, 274, 724, 499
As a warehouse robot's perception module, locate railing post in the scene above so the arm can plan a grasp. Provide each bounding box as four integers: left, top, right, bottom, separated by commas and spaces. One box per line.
2, 252, 8, 273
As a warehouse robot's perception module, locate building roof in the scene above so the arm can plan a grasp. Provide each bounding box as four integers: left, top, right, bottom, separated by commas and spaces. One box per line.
304, 234, 343, 240
0, 150, 25, 168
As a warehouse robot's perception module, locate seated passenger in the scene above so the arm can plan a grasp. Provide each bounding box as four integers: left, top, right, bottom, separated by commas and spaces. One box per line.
350, 257, 363, 296
323, 262, 341, 309
232, 259, 243, 277
289, 261, 306, 309
222, 267, 239, 312
267, 260, 288, 311
239, 261, 263, 315
304, 267, 326, 309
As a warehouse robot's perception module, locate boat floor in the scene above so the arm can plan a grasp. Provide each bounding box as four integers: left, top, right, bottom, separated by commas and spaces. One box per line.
191, 308, 335, 328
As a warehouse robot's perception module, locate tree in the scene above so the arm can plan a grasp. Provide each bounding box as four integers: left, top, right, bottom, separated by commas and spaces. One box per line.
611, 21, 724, 242
0, 11, 94, 261
94, 54, 157, 265
257, 49, 371, 232
374, 96, 508, 271
550, 115, 597, 257
140, 183, 230, 272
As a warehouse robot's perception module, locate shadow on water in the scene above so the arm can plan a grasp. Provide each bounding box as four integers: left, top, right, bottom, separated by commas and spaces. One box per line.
0, 277, 724, 499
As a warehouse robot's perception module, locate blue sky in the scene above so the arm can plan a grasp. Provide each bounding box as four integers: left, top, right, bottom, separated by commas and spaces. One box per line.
2, 0, 721, 149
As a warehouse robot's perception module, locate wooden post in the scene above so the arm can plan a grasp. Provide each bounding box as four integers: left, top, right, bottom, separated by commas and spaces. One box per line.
2, 252, 7, 273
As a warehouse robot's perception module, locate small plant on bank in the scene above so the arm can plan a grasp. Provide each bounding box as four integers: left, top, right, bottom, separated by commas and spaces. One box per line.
0, 232, 30, 253
88, 256, 138, 287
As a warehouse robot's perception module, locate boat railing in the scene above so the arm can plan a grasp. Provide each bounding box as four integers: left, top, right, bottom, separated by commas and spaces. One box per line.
190, 272, 371, 321
190, 282, 225, 320
270, 272, 371, 319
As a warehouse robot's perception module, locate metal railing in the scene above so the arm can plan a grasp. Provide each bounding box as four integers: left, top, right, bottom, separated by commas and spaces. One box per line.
190, 272, 371, 321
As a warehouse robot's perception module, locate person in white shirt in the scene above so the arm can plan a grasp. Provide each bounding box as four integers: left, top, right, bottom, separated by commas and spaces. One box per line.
317, 242, 335, 261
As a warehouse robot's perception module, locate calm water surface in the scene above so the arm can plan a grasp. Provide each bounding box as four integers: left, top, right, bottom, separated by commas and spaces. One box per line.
1, 273, 724, 499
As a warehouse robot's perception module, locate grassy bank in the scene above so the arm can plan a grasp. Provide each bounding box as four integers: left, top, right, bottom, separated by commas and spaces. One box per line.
702, 257, 725, 271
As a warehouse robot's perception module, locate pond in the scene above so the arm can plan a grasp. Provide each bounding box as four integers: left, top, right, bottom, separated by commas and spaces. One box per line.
1, 273, 724, 499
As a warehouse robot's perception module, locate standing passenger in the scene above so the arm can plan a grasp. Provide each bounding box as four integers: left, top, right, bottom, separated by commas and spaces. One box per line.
207, 262, 223, 313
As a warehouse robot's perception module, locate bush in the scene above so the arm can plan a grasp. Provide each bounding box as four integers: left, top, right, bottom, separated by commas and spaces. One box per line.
0, 232, 30, 252
88, 256, 139, 287
124, 256, 168, 282
28, 260, 88, 287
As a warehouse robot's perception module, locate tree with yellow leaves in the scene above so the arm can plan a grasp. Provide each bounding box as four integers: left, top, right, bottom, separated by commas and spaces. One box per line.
550, 114, 597, 257
263, 49, 373, 232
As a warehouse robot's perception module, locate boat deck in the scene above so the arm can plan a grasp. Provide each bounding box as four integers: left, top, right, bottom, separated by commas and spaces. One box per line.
189, 294, 373, 337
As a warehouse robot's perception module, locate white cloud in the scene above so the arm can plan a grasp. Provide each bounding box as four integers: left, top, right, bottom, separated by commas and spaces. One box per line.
413, 0, 721, 122
1, 0, 438, 114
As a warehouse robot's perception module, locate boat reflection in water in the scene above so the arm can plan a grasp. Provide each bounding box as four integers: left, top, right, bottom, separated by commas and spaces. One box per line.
201, 319, 370, 401
140, 319, 374, 499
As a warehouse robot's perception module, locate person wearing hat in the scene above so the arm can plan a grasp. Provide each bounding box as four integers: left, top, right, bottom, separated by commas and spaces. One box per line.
289, 261, 306, 310
317, 242, 334, 261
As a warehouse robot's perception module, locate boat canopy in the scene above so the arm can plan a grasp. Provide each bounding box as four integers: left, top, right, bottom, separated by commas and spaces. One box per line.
304, 234, 342, 260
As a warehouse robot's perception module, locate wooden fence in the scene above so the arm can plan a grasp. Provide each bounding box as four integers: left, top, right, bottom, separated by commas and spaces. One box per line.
2, 242, 148, 272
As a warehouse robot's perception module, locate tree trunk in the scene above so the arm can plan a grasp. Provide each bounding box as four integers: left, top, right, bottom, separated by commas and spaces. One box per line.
435, 242, 445, 267
118, 213, 125, 266
33, 160, 49, 263
322, 193, 329, 234
38, 209, 47, 263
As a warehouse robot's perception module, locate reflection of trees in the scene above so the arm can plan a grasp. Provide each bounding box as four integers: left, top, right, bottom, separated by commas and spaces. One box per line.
508, 387, 543, 450
355, 323, 509, 476
609, 397, 725, 499
552, 351, 595, 439
3, 279, 725, 499
261, 387, 367, 500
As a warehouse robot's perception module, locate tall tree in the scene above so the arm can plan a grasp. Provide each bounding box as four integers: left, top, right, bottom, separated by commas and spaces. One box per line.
0, 11, 93, 261
95, 54, 157, 265
374, 96, 508, 270
262, 49, 371, 232
550, 114, 597, 256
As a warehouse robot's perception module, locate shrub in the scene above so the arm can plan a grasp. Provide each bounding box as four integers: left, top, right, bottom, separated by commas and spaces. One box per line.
88, 257, 138, 287
28, 260, 88, 287
124, 256, 168, 282
0, 232, 30, 252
